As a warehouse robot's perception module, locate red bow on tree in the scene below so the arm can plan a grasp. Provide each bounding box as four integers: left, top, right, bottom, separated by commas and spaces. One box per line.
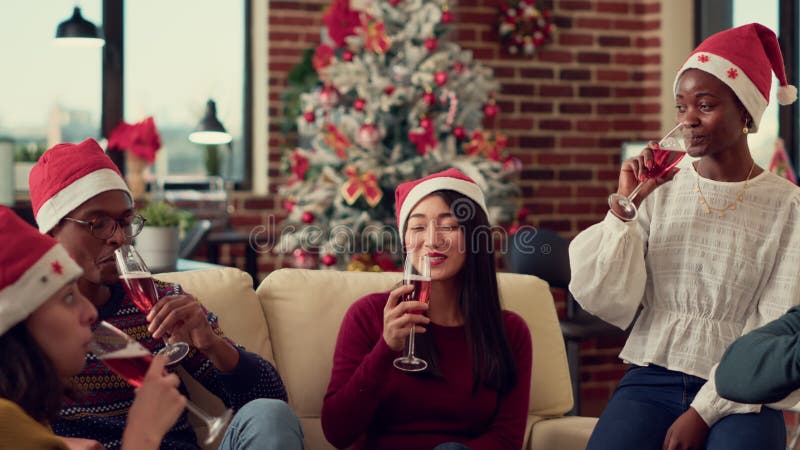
323, 123, 352, 159
465, 130, 508, 161
341, 165, 383, 207
107, 117, 162, 164
360, 15, 391, 54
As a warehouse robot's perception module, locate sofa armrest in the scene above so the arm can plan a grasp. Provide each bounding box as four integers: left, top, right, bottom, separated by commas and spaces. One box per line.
527, 416, 597, 450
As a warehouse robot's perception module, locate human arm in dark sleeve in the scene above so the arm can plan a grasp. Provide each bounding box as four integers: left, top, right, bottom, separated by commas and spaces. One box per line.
716, 306, 800, 404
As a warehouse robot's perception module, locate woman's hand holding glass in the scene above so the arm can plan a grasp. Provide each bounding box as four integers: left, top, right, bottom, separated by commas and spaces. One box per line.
383, 284, 430, 352
121, 354, 186, 448
609, 123, 688, 221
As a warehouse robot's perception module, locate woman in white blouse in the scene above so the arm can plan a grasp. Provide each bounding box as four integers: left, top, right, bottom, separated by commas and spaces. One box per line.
570, 23, 800, 450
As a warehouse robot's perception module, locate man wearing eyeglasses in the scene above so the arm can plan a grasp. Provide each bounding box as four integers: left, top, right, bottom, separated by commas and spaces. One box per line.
28, 139, 303, 450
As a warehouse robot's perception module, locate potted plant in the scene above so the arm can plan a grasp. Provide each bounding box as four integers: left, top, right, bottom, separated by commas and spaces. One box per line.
14, 141, 46, 192
135, 201, 193, 272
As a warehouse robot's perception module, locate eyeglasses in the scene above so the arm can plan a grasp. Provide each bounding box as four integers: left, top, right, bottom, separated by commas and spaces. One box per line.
63, 214, 147, 240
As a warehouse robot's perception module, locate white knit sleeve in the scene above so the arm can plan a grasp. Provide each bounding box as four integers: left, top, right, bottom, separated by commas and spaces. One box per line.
568, 211, 648, 329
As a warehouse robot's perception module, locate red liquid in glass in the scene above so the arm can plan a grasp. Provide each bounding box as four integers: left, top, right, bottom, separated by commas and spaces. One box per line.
100, 348, 153, 388
120, 272, 159, 313
646, 148, 686, 179
403, 275, 431, 312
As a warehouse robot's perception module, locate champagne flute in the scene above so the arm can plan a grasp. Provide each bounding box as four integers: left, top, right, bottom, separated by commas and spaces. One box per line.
114, 244, 190, 366
608, 123, 689, 221
393, 253, 431, 372
89, 321, 233, 445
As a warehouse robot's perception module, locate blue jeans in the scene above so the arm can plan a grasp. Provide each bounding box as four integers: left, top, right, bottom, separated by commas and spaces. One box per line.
219, 399, 304, 450
586, 365, 785, 450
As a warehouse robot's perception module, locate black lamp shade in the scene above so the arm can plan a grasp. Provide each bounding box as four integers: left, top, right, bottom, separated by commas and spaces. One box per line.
55, 6, 104, 46
189, 100, 233, 145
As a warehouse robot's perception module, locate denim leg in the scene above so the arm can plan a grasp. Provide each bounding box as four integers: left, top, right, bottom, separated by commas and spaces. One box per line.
586, 366, 686, 450
706, 406, 785, 450
219, 399, 304, 450
433, 443, 471, 450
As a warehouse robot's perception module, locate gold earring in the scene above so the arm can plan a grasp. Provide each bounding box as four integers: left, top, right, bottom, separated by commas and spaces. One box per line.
743, 125, 749, 134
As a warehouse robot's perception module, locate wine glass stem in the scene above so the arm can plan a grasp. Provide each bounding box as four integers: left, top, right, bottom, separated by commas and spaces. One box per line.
185, 400, 215, 425
162, 337, 172, 348
627, 181, 647, 203
406, 325, 417, 359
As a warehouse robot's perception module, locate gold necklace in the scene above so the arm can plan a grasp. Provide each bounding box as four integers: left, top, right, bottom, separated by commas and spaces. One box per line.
694, 162, 755, 217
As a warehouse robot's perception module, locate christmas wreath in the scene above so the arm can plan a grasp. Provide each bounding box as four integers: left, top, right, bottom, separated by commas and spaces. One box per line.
498, 0, 555, 56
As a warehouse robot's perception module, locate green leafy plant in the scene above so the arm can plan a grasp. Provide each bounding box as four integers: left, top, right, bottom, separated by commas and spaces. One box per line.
14, 142, 47, 162
138, 201, 194, 230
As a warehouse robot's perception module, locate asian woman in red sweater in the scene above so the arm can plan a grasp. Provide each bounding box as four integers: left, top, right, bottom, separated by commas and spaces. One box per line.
321, 169, 533, 450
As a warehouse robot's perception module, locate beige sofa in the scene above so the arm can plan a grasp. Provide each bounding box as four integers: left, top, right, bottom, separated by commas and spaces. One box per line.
157, 267, 597, 450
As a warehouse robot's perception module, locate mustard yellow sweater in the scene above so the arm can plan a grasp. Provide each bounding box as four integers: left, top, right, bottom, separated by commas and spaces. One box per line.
0, 398, 67, 450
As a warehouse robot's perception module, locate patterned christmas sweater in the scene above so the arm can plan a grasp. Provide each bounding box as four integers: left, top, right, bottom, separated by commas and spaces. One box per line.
53, 280, 287, 449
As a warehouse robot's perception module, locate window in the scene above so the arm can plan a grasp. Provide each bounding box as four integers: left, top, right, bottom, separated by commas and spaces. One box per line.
125, 0, 246, 182
0, 1, 103, 154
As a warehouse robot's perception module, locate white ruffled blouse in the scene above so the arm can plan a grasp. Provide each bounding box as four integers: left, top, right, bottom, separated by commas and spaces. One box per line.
569, 163, 800, 426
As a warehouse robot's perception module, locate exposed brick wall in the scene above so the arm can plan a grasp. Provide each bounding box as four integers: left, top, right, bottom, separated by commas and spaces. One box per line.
224, 0, 665, 416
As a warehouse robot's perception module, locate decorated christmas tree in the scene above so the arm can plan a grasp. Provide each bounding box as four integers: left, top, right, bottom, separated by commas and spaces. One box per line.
278, 0, 521, 270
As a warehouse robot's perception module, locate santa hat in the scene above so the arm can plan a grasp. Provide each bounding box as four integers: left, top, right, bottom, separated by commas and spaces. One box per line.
395, 168, 488, 244
674, 23, 797, 133
0, 207, 83, 335
29, 138, 131, 234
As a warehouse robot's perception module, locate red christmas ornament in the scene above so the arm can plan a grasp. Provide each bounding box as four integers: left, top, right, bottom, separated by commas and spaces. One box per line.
390, 0, 402, 5
321, 254, 338, 266
516, 207, 529, 221
441, 11, 453, 24
423, 92, 436, 106
453, 62, 465, 74
353, 98, 366, 111
508, 223, 521, 235
453, 125, 467, 140
343, 51, 354, 62
283, 200, 295, 212
303, 110, 316, 123
424, 37, 438, 52
419, 117, 433, 130
483, 102, 499, 118
434, 71, 448, 86
292, 248, 317, 269
384, 85, 396, 95
355, 123, 381, 149
319, 86, 340, 110
301, 211, 315, 223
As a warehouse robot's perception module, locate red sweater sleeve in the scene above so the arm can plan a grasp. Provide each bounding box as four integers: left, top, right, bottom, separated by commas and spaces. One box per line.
465, 311, 533, 450
321, 292, 399, 449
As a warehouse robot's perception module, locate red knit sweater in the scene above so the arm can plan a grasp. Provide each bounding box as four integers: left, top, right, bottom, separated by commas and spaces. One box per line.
321, 292, 532, 450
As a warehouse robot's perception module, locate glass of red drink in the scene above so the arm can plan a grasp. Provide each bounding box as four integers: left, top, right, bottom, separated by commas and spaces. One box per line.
608, 123, 689, 221
89, 321, 233, 444
393, 254, 431, 372
114, 244, 190, 366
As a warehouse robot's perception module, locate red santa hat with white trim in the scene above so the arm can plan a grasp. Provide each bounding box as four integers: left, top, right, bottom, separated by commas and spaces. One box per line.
0, 207, 83, 335
29, 138, 131, 234
395, 168, 488, 245
674, 23, 797, 133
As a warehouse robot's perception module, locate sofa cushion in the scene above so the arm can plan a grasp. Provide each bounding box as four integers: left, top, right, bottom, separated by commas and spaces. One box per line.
257, 269, 573, 424
157, 267, 274, 361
